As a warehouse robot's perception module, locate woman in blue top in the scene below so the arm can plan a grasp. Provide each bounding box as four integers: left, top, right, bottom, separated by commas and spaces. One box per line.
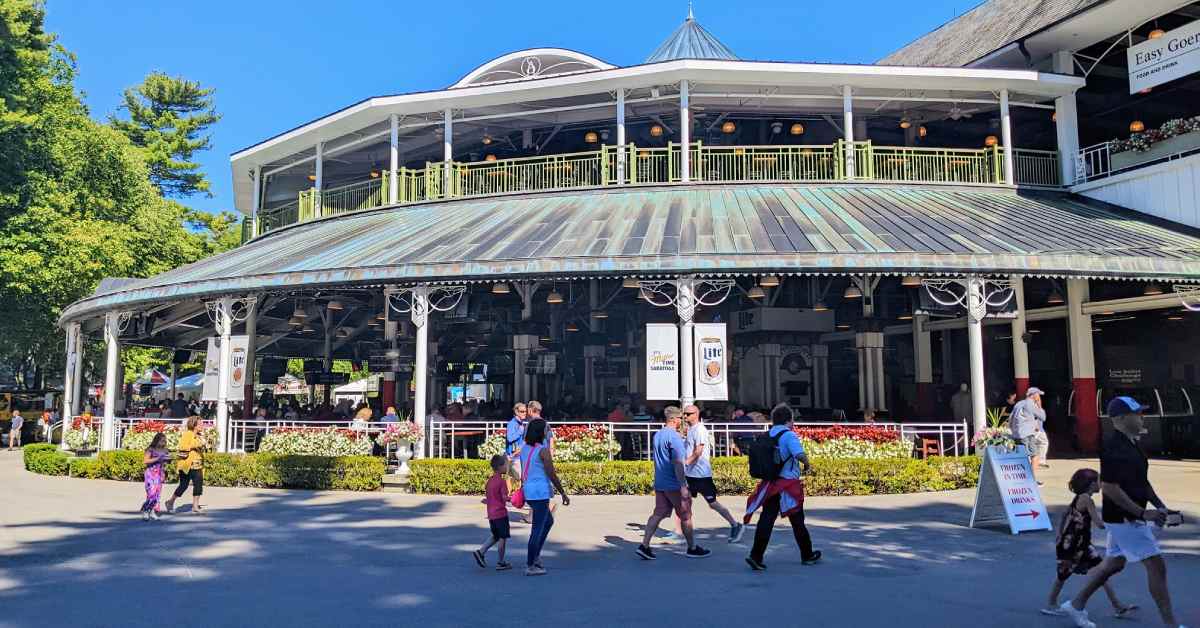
519, 418, 569, 576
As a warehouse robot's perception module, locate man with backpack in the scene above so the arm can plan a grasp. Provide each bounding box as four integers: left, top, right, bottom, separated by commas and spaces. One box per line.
635, 406, 712, 560
744, 403, 822, 570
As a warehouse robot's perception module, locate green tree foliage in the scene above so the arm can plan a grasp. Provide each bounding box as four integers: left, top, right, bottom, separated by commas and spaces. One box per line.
109, 71, 220, 198
0, 1, 222, 388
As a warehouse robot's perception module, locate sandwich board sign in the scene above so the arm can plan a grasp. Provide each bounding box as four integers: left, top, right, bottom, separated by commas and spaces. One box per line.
969, 445, 1052, 534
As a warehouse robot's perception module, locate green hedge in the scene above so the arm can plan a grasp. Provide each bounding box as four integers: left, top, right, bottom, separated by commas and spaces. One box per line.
23, 443, 69, 476
409, 455, 981, 496
27, 449, 385, 491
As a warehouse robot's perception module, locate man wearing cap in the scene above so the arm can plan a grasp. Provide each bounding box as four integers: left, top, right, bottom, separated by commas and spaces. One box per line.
1059, 397, 1185, 628
1009, 387, 1049, 484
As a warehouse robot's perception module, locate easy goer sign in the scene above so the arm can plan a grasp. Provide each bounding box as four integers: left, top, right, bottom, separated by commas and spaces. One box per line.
1128, 19, 1200, 93
969, 445, 1052, 534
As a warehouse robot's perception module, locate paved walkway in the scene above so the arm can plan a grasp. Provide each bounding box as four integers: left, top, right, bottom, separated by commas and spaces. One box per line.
1, 451, 1197, 628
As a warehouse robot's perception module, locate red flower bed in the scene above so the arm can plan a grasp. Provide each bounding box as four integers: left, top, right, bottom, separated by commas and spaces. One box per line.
551, 424, 610, 442
791, 426, 901, 443
130, 420, 167, 434
71, 415, 100, 430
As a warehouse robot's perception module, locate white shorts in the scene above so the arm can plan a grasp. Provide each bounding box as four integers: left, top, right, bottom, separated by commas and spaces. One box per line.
1105, 521, 1161, 563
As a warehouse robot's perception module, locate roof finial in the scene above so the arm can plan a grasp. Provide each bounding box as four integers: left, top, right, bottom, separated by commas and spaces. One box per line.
687, 1, 694, 20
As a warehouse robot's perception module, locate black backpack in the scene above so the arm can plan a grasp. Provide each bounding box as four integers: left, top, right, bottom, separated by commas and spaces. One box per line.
748, 431, 788, 480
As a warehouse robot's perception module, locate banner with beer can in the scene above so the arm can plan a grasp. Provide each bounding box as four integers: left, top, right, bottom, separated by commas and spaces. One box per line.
693, 322, 728, 401
201, 335, 249, 402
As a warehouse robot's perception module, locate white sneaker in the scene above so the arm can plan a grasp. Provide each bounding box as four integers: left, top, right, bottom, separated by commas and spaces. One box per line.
150, 511, 160, 521
141, 511, 150, 522
1059, 601, 1095, 628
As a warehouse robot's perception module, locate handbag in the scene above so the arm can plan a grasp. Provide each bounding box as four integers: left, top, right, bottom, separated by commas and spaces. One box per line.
509, 445, 538, 509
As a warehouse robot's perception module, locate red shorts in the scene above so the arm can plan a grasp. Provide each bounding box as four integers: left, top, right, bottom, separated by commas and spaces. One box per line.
653, 489, 692, 520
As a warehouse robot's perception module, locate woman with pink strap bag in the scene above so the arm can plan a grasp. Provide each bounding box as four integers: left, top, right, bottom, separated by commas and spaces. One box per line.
517, 419, 569, 576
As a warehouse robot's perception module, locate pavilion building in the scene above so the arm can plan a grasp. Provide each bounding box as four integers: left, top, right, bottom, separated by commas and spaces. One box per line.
58, 2, 1200, 457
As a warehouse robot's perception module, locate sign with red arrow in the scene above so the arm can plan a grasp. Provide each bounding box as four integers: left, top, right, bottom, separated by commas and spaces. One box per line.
969, 446, 1053, 535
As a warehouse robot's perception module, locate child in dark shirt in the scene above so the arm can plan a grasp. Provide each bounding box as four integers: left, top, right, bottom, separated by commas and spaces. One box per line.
473, 454, 513, 571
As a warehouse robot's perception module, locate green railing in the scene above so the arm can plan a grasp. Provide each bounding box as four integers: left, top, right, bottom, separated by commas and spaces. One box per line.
256, 142, 1060, 235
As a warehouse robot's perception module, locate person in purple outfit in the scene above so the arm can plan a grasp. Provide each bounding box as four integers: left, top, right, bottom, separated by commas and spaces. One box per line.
140, 433, 171, 521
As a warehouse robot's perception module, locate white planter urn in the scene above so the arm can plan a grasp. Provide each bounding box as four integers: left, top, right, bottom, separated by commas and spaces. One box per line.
394, 441, 414, 476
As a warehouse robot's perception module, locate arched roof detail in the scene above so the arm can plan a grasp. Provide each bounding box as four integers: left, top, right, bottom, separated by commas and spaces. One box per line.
450, 48, 616, 88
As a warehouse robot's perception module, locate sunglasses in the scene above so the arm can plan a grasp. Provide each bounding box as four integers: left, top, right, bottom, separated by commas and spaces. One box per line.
684, 410, 699, 416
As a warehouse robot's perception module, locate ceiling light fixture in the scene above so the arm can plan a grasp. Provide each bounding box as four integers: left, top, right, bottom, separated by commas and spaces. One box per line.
1046, 289, 1064, 305
1129, 120, 1145, 133
584, 131, 599, 143
771, 122, 782, 134
899, 118, 911, 129
984, 135, 999, 147
326, 299, 343, 311
650, 124, 664, 137
622, 277, 640, 289
546, 290, 564, 304
918, 125, 927, 138
491, 282, 510, 295
1143, 283, 1163, 296
747, 285, 766, 299
591, 309, 608, 319
721, 121, 736, 134
790, 123, 805, 135
901, 275, 923, 288
812, 300, 828, 312
1149, 28, 1165, 39
843, 284, 863, 299
759, 274, 780, 288
485, 154, 497, 162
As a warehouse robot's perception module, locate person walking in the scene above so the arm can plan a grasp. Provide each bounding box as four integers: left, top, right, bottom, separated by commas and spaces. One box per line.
473, 454, 515, 571
140, 433, 172, 521
635, 406, 712, 560
1010, 387, 1049, 484
518, 418, 569, 576
7, 409, 23, 450
1041, 468, 1136, 618
1059, 397, 1187, 628
950, 383, 972, 423
164, 416, 207, 515
682, 404, 744, 543
169, 394, 189, 421
505, 403, 529, 466
744, 403, 821, 570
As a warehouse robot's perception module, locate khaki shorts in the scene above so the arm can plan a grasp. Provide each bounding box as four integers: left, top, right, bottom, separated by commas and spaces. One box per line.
653, 489, 693, 520
1021, 431, 1049, 458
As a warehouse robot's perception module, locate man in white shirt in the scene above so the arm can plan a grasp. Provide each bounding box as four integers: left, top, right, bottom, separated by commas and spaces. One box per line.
682, 404, 744, 543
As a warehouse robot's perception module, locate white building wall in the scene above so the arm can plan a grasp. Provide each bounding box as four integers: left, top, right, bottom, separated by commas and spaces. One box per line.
1072, 153, 1200, 229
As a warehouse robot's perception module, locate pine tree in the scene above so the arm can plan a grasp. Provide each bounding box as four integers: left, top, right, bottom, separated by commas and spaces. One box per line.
110, 72, 220, 197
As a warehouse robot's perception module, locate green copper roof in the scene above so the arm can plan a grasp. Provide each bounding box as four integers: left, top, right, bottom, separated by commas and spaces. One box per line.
645, 9, 738, 63
60, 182, 1200, 324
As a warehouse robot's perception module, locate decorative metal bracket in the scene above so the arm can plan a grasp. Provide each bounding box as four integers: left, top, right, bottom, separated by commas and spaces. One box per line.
204, 297, 257, 335
386, 285, 467, 327
1175, 284, 1200, 313
103, 310, 133, 341
923, 277, 1015, 323
639, 277, 735, 323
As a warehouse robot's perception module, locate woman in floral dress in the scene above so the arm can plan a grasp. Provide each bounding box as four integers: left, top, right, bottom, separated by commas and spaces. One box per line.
141, 432, 171, 521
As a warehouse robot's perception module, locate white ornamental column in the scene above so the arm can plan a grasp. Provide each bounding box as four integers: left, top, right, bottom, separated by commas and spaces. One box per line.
616, 88, 626, 184
443, 109, 453, 195
314, 141, 324, 217
677, 278, 697, 406
251, 166, 262, 238
61, 322, 80, 450
512, 334, 538, 402
966, 277, 988, 434
1000, 89, 1015, 185
101, 312, 121, 451
1011, 276, 1031, 396
411, 286, 430, 457
855, 331, 886, 411
389, 113, 400, 204
914, 313, 934, 417
760, 343, 782, 407
215, 297, 234, 453
842, 85, 856, 178
679, 80, 690, 182
72, 326, 85, 416
1053, 51, 1080, 185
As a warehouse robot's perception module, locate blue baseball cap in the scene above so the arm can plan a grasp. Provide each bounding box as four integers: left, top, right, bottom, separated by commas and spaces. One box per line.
1106, 396, 1147, 417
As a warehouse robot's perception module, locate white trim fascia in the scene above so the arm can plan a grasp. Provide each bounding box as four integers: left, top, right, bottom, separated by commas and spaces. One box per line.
450, 47, 617, 88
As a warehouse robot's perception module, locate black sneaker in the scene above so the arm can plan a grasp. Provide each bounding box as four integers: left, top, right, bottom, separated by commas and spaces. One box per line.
685, 545, 712, 558
496, 561, 512, 571
802, 550, 823, 565
472, 549, 486, 568
636, 544, 657, 560
745, 556, 767, 571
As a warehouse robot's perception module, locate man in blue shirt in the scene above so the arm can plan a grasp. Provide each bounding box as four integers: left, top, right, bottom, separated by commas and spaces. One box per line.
636, 406, 711, 560
505, 402, 529, 462
745, 403, 821, 570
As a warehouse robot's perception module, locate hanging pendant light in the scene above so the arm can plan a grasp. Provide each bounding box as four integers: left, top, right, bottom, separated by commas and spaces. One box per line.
843, 283, 863, 299
326, 299, 343, 311
721, 121, 736, 134
771, 122, 782, 135
336, 328, 350, 338
836, 323, 851, 330
1129, 120, 1145, 133
367, 317, 380, 326
1143, 282, 1164, 296
591, 309, 608, 319
584, 131, 599, 143
485, 154, 497, 162
899, 118, 911, 129
292, 303, 307, 319
650, 124, 664, 137
566, 322, 580, 332
898, 310, 914, 321
307, 173, 317, 182
984, 135, 999, 147
1149, 28, 1165, 39
288, 316, 302, 327
812, 300, 829, 312
1046, 289, 1065, 305
546, 289, 564, 304
369, 170, 380, 178
790, 123, 805, 136
901, 275, 923, 288
747, 285, 766, 300
759, 274, 781, 287
482, 134, 493, 145
491, 282, 510, 295
622, 277, 640, 289
918, 125, 928, 138
301, 323, 314, 333
377, 311, 386, 321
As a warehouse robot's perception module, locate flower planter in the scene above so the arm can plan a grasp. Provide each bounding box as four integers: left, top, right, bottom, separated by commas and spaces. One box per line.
1112, 129, 1200, 171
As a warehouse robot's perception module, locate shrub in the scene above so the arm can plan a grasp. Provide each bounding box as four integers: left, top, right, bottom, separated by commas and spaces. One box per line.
69, 457, 103, 479
409, 455, 981, 496
259, 427, 372, 457
23, 443, 68, 476
98, 450, 148, 481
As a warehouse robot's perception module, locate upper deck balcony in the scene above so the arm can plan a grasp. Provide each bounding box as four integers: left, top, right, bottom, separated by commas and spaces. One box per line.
230, 50, 1084, 243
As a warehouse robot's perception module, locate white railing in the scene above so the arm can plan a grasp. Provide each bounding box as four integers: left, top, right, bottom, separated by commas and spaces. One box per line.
227, 419, 393, 453
426, 420, 970, 460
1076, 141, 1112, 183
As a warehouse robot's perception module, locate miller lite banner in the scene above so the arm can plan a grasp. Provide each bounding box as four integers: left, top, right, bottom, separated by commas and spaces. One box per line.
202, 335, 249, 402
693, 323, 728, 401
645, 323, 679, 400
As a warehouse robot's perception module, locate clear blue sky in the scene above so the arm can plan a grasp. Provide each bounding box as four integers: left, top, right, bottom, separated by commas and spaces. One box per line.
48, 0, 970, 215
